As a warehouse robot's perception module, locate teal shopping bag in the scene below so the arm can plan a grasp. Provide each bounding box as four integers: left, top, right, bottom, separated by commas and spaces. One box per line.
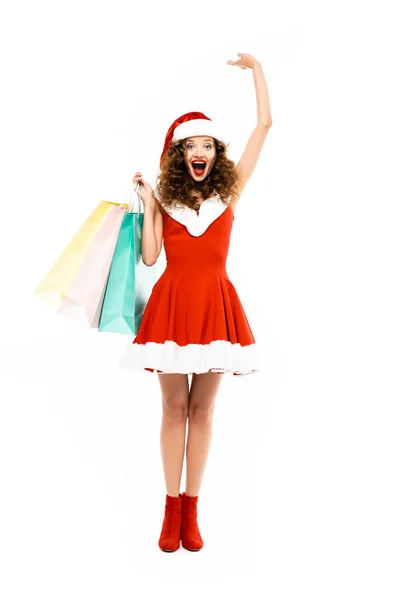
99, 183, 158, 335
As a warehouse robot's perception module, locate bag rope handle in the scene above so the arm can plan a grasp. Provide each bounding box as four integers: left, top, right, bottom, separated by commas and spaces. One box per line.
115, 181, 144, 214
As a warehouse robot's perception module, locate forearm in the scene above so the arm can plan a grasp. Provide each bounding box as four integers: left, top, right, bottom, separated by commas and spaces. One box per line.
252, 61, 272, 127
141, 197, 158, 266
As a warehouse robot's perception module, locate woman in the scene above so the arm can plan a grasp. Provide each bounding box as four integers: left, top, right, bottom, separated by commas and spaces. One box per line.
119, 53, 272, 552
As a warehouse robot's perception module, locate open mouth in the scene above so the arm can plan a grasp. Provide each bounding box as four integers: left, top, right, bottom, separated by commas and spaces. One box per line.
191, 160, 207, 176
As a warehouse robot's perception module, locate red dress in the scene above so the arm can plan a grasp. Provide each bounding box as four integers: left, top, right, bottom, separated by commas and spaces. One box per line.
118, 193, 260, 376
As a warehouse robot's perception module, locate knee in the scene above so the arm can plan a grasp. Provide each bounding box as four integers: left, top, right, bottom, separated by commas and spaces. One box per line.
188, 402, 214, 425
162, 395, 189, 424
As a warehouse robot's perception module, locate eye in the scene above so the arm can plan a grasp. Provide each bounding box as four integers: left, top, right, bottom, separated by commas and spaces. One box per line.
186, 144, 212, 150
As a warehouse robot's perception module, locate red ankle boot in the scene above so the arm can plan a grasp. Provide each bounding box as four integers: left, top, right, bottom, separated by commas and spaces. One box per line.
158, 493, 183, 552
181, 492, 204, 551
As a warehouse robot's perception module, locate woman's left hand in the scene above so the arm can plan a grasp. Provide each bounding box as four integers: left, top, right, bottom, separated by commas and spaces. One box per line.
226, 53, 259, 70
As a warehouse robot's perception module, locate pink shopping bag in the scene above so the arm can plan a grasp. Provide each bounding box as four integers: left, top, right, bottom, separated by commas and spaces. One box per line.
56, 204, 126, 328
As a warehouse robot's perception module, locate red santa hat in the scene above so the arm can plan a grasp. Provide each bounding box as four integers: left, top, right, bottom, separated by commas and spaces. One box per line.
159, 111, 228, 168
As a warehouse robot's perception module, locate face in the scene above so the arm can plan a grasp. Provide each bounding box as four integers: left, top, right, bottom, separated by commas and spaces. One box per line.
183, 136, 217, 181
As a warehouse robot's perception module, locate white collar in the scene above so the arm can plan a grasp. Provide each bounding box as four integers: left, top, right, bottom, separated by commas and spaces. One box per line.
161, 193, 229, 237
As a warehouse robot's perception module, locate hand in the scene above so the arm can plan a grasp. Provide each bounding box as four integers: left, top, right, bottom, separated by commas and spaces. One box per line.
226, 53, 259, 70
132, 171, 154, 205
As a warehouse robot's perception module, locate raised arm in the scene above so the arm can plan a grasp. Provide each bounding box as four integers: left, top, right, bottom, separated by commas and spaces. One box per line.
227, 53, 272, 195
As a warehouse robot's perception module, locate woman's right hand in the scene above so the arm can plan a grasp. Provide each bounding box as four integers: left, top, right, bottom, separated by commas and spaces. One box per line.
132, 171, 155, 206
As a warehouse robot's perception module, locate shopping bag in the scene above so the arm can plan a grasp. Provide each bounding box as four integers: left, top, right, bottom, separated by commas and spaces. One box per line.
98, 183, 158, 335
34, 199, 129, 310
56, 204, 126, 327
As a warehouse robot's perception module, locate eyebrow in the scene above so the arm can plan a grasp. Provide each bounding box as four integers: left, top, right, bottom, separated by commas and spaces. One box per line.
185, 138, 214, 143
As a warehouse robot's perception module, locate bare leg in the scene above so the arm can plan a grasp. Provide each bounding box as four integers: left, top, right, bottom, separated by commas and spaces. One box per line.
185, 372, 223, 496
157, 373, 189, 497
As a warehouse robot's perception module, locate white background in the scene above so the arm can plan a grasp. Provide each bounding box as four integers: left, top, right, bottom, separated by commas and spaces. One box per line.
1, 0, 399, 598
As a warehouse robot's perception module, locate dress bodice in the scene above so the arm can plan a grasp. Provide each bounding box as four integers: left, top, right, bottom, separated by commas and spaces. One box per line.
153, 193, 234, 276
155, 192, 232, 237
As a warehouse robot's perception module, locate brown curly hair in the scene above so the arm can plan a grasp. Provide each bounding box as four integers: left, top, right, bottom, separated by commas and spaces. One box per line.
155, 137, 243, 211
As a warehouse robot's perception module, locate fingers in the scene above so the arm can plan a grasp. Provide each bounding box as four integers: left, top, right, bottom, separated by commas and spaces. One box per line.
226, 59, 249, 69
227, 53, 254, 69
132, 171, 143, 185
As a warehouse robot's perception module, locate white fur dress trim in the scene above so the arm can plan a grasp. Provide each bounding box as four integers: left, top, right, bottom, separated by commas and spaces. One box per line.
118, 339, 260, 376
161, 193, 230, 237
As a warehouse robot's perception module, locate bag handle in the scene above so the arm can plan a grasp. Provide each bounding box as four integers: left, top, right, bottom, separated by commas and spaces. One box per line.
115, 182, 144, 214
129, 181, 144, 213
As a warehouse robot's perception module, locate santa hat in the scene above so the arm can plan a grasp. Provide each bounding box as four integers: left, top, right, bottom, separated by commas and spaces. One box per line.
159, 111, 228, 168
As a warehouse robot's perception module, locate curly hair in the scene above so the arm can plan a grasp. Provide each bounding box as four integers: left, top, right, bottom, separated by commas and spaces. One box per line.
155, 138, 243, 211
